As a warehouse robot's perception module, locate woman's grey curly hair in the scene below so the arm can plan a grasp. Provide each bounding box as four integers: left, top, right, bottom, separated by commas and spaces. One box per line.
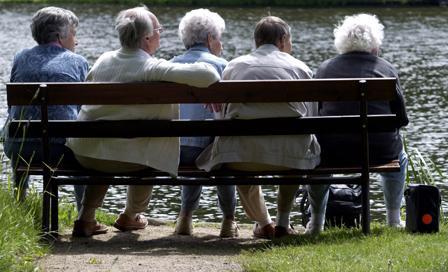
115, 6, 155, 49
31, 6, 78, 45
178, 9, 225, 49
334, 13, 384, 54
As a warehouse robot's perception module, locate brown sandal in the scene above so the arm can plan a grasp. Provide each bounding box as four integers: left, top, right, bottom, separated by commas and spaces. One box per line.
72, 220, 108, 237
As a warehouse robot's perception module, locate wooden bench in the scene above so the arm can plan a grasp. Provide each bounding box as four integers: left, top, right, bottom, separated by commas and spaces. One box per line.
6, 78, 400, 237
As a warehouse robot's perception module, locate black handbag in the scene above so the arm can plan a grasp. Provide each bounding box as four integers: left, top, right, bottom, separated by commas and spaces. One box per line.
405, 184, 441, 233
299, 184, 362, 228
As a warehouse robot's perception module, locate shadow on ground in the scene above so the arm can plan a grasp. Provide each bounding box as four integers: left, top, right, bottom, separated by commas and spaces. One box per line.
53, 225, 265, 256
39, 224, 267, 272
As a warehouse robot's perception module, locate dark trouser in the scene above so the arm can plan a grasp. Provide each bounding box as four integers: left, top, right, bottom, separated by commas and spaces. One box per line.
3, 140, 85, 211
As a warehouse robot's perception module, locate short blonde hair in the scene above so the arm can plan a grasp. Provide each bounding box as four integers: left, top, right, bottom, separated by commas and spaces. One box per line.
334, 13, 384, 54
178, 8, 225, 49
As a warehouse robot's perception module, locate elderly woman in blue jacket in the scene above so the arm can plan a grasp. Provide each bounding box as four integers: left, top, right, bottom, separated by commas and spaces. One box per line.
4, 6, 88, 208
171, 9, 238, 238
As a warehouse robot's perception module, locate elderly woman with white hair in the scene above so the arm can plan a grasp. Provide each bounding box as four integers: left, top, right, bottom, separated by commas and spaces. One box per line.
66, 6, 219, 237
4, 6, 88, 209
170, 9, 238, 238
310, 14, 409, 233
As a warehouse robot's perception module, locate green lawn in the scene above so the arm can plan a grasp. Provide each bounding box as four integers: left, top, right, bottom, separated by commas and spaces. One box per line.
0, 184, 47, 272
239, 223, 448, 272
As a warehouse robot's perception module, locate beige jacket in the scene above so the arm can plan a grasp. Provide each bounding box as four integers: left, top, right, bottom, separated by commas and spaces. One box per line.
196, 44, 321, 171
66, 48, 219, 176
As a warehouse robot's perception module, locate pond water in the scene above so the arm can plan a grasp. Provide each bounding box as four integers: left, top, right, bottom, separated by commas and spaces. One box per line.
0, 4, 447, 224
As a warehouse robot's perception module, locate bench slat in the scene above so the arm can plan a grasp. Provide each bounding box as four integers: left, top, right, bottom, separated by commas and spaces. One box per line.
8, 115, 398, 138
6, 78, 396, 105
14, 160, 400, 178
53, 176, 365, 186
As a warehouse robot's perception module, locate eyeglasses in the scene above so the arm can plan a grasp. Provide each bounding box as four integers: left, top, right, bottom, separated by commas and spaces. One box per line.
154, 25, 164, 34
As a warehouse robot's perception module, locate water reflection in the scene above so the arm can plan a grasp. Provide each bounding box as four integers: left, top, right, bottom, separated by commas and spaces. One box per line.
0, 4, 447, 224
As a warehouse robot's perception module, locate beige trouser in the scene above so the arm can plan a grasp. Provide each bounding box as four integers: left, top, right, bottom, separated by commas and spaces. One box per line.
227, 162, 299, 226
76, 155, 153, 215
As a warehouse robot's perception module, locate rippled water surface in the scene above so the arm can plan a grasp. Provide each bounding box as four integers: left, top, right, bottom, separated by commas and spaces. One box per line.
0, 4, 447, 224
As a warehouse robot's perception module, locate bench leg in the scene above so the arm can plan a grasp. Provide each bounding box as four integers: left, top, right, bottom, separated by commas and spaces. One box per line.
50, 180, 59, 237
41, 173, 51, 236
361, 174, 371, 234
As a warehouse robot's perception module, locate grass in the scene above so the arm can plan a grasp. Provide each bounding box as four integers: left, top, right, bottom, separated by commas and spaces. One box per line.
58, 199, 117, 228
2, 186, 447, 272
0, 179, 118, 271
239, 223, 448, 271
0, 184, 47, 272
1, 169, 446, 272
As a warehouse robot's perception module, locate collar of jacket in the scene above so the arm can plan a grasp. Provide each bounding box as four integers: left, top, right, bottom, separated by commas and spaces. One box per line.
342, 51, 373, 56
255, 44, 280, 53
119, 47, 153, 59
188, 44, 210, 53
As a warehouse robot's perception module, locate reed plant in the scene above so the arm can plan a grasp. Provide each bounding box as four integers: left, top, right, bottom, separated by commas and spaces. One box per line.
404, 138, 446, 186
403, 138, 446, 223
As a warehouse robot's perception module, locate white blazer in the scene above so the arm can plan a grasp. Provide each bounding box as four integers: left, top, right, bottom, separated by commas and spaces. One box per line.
66, 48, 219, 176
196, 44, 321, 171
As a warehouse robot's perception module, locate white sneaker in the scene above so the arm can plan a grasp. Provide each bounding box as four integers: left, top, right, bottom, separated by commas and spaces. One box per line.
175, 216, 193, 235
219, 219, 239, 238
304, 221, 324, 235
388, 220, 406, 229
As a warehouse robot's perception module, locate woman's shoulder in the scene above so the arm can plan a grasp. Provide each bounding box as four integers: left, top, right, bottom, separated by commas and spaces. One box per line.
376, 56, 398, 74
61, 49, 88, 64
200, 53, 228, 73
204, 52, 228, 64
188, 49, 228, 67
12, 46, 38, 63
275, 52, 313, 77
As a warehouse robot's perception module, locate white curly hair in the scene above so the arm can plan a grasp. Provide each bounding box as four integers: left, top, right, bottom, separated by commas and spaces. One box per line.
334, 13, 384, 54
178, 8, 225, 49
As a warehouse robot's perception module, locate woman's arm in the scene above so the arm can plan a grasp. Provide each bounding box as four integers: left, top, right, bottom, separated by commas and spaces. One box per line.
145, 59, 220, 87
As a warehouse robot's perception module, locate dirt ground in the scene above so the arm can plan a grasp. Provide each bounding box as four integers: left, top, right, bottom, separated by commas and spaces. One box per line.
38, 221, 267, 272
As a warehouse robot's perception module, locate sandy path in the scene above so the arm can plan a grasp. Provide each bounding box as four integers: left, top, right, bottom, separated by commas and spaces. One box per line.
38, 222, 265, 272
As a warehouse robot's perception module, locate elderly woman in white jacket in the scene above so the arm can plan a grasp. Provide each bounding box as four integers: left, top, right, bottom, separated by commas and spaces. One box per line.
197, 16, 321, 239
67, 6, 219, 237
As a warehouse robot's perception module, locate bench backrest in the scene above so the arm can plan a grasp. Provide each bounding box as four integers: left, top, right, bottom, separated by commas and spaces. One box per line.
7, 78, 396, 105
6, 78, 398, 139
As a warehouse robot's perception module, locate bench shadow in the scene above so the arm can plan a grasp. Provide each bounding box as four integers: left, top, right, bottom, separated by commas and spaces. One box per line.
49, 226, 381, 257
50, 229, 269, 257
